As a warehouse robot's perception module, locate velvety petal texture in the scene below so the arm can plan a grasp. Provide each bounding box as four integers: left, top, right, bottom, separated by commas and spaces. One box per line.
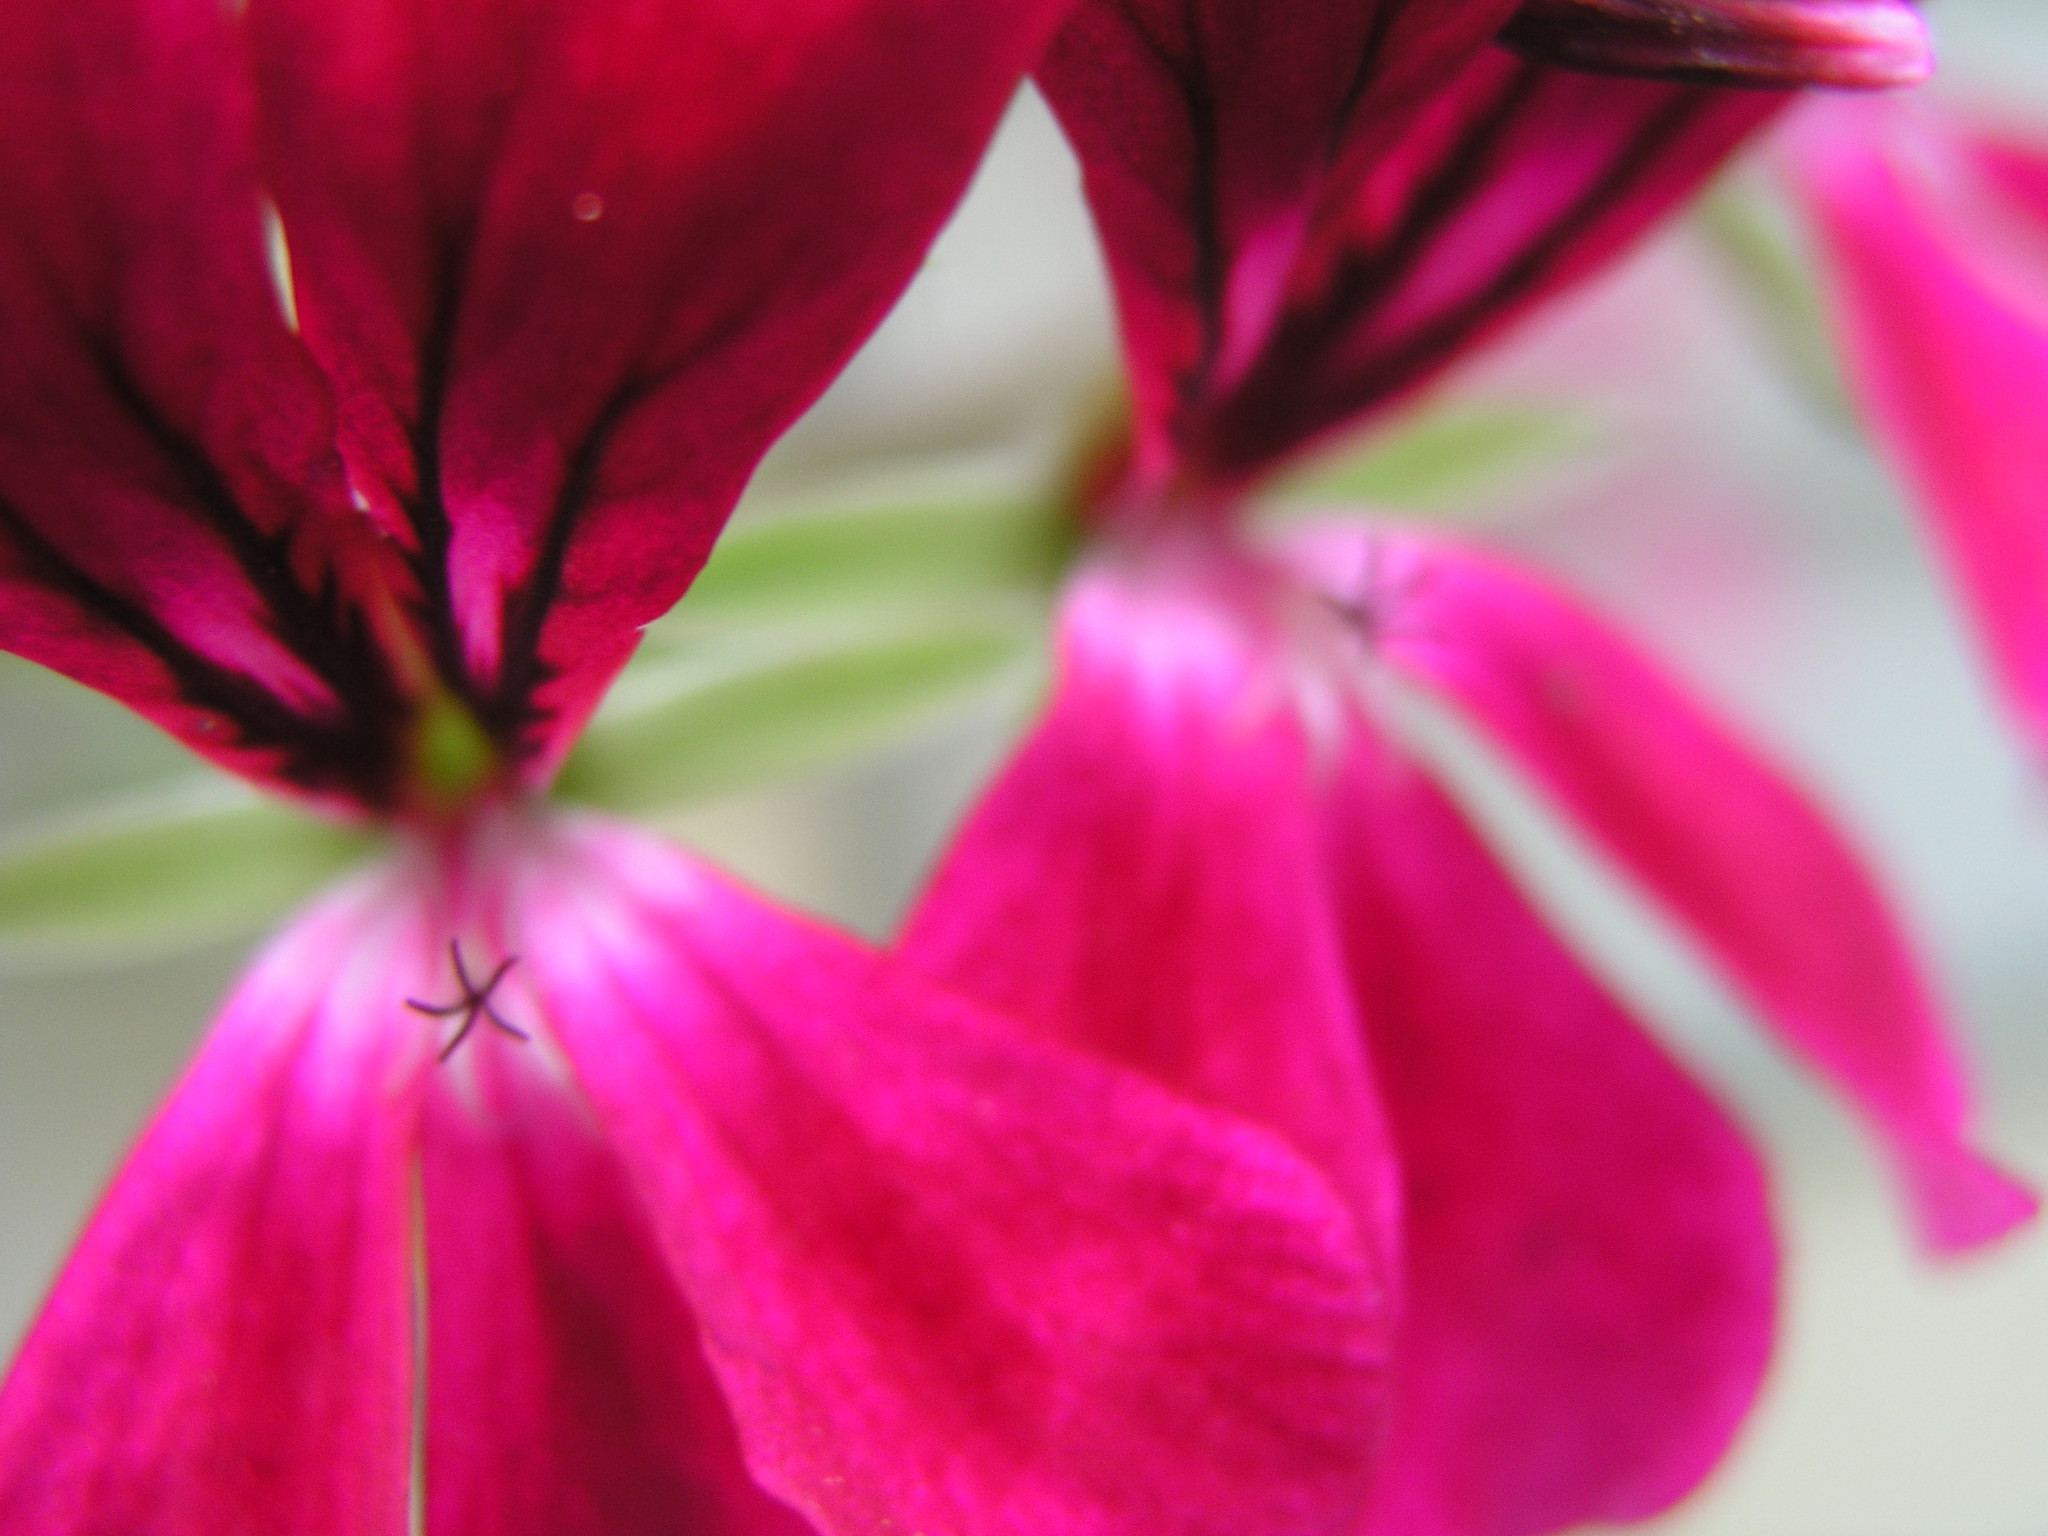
420, 1044, 815, 1536
6, 806, 1404, 1535
1328, 732, 1774, 1536
1341, 529, 2036, 1251
1788, 98, 2048, 770
900, 548, 1781, 1534
903, 554, 1404, 1290
1037, 0, 1782, 494
0, 0, 1070, 807
1499, 0, 1933, 90
511, 814, 1390, 1536
0, 866, 433, 1535
0, 0, 411, 803
1035, 0, 1519, 484
243, 0, 1075, 779
1198, 56, 1781, 479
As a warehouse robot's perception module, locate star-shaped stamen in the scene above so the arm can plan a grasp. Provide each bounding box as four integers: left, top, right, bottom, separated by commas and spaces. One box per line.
407, 942, 528, 1063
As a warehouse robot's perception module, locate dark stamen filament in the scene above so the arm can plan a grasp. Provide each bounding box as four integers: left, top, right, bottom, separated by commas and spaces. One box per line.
406, 941, 527, 1062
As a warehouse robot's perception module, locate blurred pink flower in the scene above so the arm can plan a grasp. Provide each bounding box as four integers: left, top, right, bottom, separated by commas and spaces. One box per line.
902, 5, 2036, 1533
1787, 92, 2048, 769
0, 2, 1400, 1532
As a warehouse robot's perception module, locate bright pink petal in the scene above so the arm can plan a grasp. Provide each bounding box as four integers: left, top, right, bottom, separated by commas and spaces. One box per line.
1200, 53, 1782, 479
1499, 0, 1933, 90
1037, 0, 1519, 484
1787, 98, 2048, 770
0, 0, 414, 805
245, 0, 1073, 778
1327, 729, 1775, 1536
903, 558, 1402, 1281
1355, 529, 2037, 1251
420, 1040, 814, 1536
0, 867, 432, 1533
505, 814, 1387, 1536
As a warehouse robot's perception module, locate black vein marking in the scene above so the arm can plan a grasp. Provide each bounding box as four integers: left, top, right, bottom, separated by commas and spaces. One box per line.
398, 271, 476, 717
475, 381, 645, 763
1329, 0, 1403, 155
1312, 62, 1545, 336
84, 343, 410, 745
0, 491, 396, 801
1219, 70, 1718, 468
1336, 83, 1713, 404
407, 941, 526, 1063
1114, 5, 1228, 424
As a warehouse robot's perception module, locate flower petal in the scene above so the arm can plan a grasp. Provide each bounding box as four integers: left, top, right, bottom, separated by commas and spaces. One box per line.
508, 814, 1388, 1536
1499, 0, 1933, 90
244, 0, 1074, 778
0, 0, 414, 804
420, 1039, 813, 1536
1787, 98, 2048, 769
1327, 730, 1775, 1536
1201, 53, 1781, 478
1037, 0, 1518, 482
1362, 530, 2037, 1251
902, 559, 1403, 1279
1040, 0, 1781, 492
0, 866, 431, 1533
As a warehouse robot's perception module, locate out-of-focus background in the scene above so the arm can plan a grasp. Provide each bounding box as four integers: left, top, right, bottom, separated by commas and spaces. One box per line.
3, 3, 2045, 1529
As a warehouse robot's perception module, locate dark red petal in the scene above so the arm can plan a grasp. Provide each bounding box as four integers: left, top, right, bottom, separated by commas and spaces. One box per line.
903, 558, 1403, 1279
1365, 531, 2036, 1251
512, 816, 1388, 1536
0, 870, 428, 1533
421, 1041, 815, 1536
1037, 0, 1520, 485
1198, 52, 1782, 479
0, 0, 414, 805
246, 0, 1073, 781
1327, 732, 1776, 1536
1499, 0, 1933, 90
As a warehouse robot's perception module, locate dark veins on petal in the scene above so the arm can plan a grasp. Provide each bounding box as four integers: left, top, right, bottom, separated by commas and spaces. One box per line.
1192, 57, 1782, 479
0, 491, 395, 795
90, 348, 414, 797
475, 384, 643, 766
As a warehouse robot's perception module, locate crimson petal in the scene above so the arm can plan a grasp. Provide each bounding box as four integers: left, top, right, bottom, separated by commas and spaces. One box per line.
1037, 0, 1521, 485
1367, 530, 2037, 1251
244, 0, 1072, 780
903, 558, 1404, 1280
1198, 52, 1781, 479
0, 869, 430, 1533
1, 0, 1068, 805
509, 815, 1388, 1536
1040, 0, 1782, 492
421, 1041, 815, 1536
1327, 732, 1775, 1536
0, 0, 411, 804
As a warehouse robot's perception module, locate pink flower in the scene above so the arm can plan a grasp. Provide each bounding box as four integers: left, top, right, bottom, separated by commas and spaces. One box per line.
0, 2, 1399, 1531
900, 6, 2037, 1533
1785, 92, 2048, 770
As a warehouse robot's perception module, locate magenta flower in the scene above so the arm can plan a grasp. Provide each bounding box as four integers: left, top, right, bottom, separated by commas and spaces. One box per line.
900, 4, 2037, 1533
1787, 93, 2048, 770
0, 2, 1401, 1531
